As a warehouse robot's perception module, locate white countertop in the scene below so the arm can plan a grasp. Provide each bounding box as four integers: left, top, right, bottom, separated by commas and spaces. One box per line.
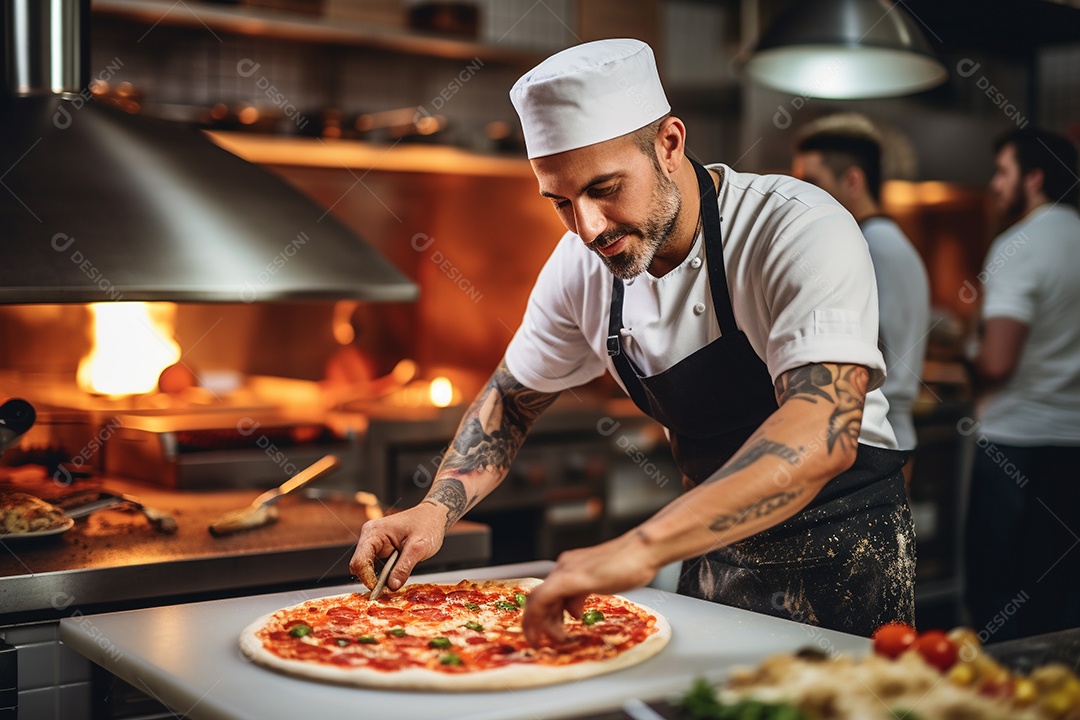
60, 561, 870, 720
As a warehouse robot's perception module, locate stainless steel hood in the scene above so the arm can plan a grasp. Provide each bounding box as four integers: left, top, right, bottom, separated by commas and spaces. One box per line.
0, 0, 418, 304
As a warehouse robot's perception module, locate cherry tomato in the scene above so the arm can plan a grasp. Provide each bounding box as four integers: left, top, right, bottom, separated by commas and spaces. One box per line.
872, 622, 918, 659
916, 630, 959, 672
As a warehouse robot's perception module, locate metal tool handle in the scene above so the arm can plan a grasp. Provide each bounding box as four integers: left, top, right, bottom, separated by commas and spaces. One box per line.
253, 454, 340, 508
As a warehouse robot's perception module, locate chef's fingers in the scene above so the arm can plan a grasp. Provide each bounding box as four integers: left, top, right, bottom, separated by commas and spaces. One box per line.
564, 594, 587, 619
385, 533, 439, 591
522, 588, 571, 647
349, 542, 378, 588
349, 526, 391, 588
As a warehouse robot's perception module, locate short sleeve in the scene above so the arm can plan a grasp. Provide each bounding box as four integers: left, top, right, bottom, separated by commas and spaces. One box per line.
504, 235, 608, 392
760, 204, 887, 390
981, 234, 1038, 324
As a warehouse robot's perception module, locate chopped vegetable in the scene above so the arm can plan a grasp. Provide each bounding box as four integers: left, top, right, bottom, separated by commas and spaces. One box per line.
440, 653, 462, 666
464, 603, 480, 610
288, 624, 312, 638
581, 610, 604, 625
358, 635, 378, 644
514, 592, 527, 607
463, 621, 484, 632
680, 678, 806, 720
334, 638, 350, 647
429, 637, 452, 649
385, 628, 407, 637
495, 601, 518, 611
889, 710, 924, 720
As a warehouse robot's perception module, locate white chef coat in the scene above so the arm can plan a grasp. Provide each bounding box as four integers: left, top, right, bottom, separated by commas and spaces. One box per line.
978, 204, 1080, 445
506, 163, 897, 450
861, 216, 930, 450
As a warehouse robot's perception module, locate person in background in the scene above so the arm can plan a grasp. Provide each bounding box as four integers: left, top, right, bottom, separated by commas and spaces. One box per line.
965, 127, 1080, 640
792, 118, 931, 478
352, 38, 915, 642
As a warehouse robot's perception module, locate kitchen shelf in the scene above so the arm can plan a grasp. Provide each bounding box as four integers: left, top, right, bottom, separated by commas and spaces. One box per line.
92, 0, 547, 65
206, 131, 538, 178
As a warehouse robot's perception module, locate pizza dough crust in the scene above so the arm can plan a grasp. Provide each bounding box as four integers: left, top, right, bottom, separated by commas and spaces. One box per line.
239, 578, 671, 692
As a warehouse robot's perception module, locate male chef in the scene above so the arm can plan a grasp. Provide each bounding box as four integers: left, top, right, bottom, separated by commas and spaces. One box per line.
791, 117, 930, 466
351, 38, 914, 641
964, 128, 1080, 640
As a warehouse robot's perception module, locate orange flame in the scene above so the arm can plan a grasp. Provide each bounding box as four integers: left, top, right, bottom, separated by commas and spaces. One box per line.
77, 303, 182, 396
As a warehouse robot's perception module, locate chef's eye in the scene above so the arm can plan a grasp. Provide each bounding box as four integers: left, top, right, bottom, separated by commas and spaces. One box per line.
589, 184, 618, 198
550, 198, 570, 210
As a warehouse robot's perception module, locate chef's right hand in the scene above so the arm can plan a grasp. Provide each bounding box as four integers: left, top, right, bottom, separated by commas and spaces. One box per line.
349, 502, 447, 591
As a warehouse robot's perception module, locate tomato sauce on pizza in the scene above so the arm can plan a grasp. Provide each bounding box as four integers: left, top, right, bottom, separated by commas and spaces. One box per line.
240, 578, 671, 691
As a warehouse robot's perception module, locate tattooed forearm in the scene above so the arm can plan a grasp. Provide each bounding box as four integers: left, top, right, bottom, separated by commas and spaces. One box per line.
439, 360, 560, 476
708, 489, 804, 533
702, 438, 802, 486
422, 477, 480, 530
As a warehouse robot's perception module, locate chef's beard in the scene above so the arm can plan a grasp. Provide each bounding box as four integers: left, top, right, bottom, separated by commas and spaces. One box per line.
589, 170, 682, 280
996, 176, 1029, 232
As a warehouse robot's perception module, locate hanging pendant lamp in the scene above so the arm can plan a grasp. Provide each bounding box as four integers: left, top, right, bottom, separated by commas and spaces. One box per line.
743, 0, 948, 99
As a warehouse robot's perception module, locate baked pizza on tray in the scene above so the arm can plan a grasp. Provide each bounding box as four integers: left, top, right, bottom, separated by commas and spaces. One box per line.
239, 578, 671, 691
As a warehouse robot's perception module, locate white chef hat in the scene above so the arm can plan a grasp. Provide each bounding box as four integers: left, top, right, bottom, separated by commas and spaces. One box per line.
510, 38, 671, 159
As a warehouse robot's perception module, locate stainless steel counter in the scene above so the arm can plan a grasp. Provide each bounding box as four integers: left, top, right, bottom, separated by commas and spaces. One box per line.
0, 477, 489, 620
60, 561, 871, 720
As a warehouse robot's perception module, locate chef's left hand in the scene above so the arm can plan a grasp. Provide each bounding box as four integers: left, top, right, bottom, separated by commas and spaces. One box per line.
522, 530, 660, 647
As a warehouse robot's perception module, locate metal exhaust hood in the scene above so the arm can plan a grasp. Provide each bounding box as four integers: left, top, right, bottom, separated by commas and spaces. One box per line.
0, 0, 418, 304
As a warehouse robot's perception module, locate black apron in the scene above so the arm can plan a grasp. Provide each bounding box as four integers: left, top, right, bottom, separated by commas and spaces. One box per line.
607, 160, 915, 636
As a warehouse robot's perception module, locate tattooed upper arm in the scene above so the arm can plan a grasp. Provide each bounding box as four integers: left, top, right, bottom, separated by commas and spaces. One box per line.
441, 359, 561, 475
774, 363, 869, 455
423, 360, 560, 529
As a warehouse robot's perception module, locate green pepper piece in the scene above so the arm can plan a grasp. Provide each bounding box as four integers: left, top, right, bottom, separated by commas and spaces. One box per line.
514, 593, 527, 607
463, 621, 484, 632
463, 603, 480, 610
385, 628, 407, 637
358, 635, 378, 644
495, 601, 518, 611
429, 637, 452, 649
335, 638, 350, 647
288, 624, 312, 638
440, 652, 462, 666
581, 610, 604, 625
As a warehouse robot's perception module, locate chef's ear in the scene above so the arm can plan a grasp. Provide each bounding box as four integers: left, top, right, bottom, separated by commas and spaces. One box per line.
1023, 167, 1045, 201
654, 116, 686, 174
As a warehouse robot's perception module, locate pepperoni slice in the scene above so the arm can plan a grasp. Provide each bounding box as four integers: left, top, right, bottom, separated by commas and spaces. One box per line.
325, 605, 360, 622
404, 590, 447, 605
407, 607, 451, 622
367, 605, 404, 619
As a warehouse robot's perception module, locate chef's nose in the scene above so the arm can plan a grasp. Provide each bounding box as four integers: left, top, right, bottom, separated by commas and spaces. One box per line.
574, 200, 607, 245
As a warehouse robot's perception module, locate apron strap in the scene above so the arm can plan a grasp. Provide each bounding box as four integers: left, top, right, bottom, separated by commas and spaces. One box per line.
607, 277, 652, 413
607, 158, 737, 413
692, 160, 739, 337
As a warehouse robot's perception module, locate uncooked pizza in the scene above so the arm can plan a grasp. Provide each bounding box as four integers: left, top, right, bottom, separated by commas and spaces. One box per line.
239, 578, 670, 691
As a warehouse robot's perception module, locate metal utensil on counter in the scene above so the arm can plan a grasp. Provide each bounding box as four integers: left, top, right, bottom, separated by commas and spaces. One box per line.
301, 488, 386, 520
369, 548, 400, 601
208, 454, 339, 537
63, 492, 178, 535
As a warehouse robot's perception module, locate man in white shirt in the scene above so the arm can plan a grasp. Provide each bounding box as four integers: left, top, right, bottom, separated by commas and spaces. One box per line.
966, 128, 1080, 640
352, 39, 915, 640
792, 120, 931, 461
